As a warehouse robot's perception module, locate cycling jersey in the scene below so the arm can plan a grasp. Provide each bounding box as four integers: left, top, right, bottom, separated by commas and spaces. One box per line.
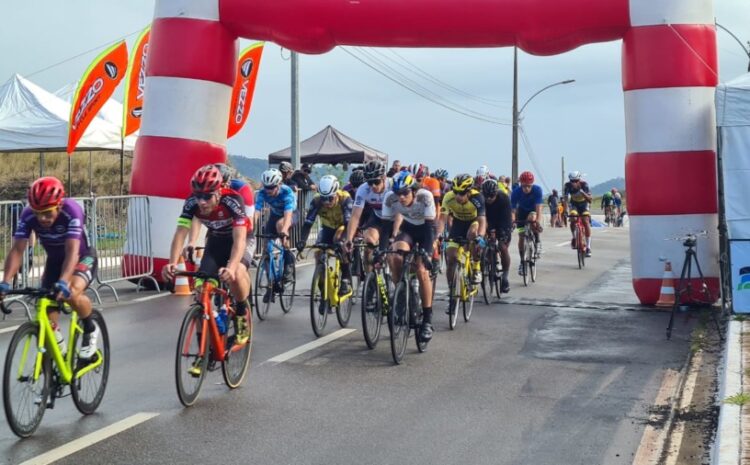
442, 189, 485, 222
342, 182, 358, 200
485, 193, 513, 233
421, 177, 442, 201
178, 188, 248, 237
563, 181, 591, 204
256, 184, 297, 217
601, 192, 613, 208
353, 179, 392, 219
510, 185, 544, 212
230, 179, 256, 221
613, 192, 622, 206
14, 198, 92, 259
304, 190, 353, 229
381, 189, 437, 226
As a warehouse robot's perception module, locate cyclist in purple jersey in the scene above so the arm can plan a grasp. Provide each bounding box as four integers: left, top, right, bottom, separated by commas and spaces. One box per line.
0, 177, 100, 359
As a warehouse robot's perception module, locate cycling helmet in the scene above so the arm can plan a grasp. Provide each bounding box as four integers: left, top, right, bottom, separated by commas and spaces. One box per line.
278, 161, 294, 174
28, 176, 65, 211
433, 168, 448, 179
318, 175, 340, 197
568, 171, 582, 181
481, 179, 499, 197
214, 163, 233, 184
476, 165, 490, 178
191, 164, 223, 193
452, 174, 474, 194
261, 168, 283, 187
519, 171, 535, 184
363, 160, 386, 181
349, 169, 365, 188
413, 163, 428, 180
392, 171, 418, 194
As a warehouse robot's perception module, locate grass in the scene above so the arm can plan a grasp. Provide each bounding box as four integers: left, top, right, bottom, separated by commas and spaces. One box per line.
723, 392, 750, 406
733, 314, 749, 322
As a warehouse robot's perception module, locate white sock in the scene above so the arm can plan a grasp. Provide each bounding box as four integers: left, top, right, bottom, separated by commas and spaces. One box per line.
586, 236, 591, 248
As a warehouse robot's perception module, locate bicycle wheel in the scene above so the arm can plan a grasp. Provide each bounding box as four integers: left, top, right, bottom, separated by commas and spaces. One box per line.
350, 248, 363, 304
175, 305, 209, 407
522, 255, 529, 287
492, 252, 503, 299
577, 227, 586, 269
310, 265, 328, 337
280, 253, 296, 313
222, 311, 252, 389
3, 322, 50, 438
480, 249, 491, 305
413, 287, 428, 353
71, 310, 110, 415
463, 272, 475, 323
530, 257, 537, 283
254, 257, 272, 320
389, 281, 410, 365
336, 284, 353, 329
361, 272, 382, 349
447, 265, 460, 330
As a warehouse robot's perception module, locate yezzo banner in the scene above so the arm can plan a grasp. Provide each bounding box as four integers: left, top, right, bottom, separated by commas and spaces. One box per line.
227, 42, 264, 138
122, 26, 150, 138
731, 241, 750, 313
67, 41, 128, 154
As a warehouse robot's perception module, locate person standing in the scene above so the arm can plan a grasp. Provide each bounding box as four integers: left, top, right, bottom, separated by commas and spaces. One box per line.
292, 163, 317, 193
547, 189, 560, 227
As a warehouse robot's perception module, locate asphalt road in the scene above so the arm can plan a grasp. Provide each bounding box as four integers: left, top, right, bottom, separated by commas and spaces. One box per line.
0, 226, 697, 465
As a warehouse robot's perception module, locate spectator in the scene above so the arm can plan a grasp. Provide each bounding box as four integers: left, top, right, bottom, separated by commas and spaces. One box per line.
547, 189, 560, 227
386, 160, 401, 178
279, 161, 299, 192
291, 162, 317, 192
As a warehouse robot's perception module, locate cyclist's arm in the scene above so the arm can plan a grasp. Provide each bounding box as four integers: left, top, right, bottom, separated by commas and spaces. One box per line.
188, 217, 202, 247
59, 238, 81, 284
280, 211, 293, 237
226, 225, 247, 272
2, 238, 28, 284
392, 213, 403, 239
346, 206, 363, 243
169, 226, 190, 265
477, 215, 487, 237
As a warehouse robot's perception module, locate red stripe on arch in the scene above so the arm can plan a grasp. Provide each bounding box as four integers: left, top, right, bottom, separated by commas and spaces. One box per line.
633, 278, 719, 306
625, 151, 717, 216
622, 25, 717, 91
130, 136, 226, 198
148, 18, 237, 86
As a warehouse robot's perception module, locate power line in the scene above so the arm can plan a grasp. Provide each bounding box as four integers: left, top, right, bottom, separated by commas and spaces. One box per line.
519, 125, 551, 192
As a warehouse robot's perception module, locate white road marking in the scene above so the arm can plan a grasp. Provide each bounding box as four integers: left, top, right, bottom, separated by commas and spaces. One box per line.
555, 241, 571, 247
19, 412, 159, 465
132, 292, 171, 303
265, 328, 357, 363
0, 325, 20, 335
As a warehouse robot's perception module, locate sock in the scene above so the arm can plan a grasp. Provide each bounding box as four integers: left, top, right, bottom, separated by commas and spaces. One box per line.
586, 236, 592, 248
235, 299, 249, 316
422, 308, 432, 324
81, 316, 95, 333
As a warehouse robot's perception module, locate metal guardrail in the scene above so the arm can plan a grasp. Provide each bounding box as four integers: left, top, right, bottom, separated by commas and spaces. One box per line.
0, 200, 32, 319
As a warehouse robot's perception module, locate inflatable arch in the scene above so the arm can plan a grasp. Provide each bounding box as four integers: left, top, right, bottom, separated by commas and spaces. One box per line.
130, 0, 719, 305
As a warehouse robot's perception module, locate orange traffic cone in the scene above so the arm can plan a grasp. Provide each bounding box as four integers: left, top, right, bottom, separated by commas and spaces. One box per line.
173, 256, 192, 296
656, 261, 676, 308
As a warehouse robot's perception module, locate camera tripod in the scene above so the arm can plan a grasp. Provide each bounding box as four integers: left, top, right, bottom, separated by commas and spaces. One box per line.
666, 234, 721, 340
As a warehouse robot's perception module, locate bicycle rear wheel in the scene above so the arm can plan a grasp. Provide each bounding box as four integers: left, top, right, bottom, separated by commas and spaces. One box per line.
361, 272, 382, 349
3, 322, 50, 438
280, 254, 296, 313
389, 281, 410, 365
413, 287, 428, 353
336, 289, 353, 328
492, 252, 503, 299
480, 249, 491, 305
254, 257, 272, 320
71, 310, 110, 415
447, 265, 460, 330
175, 305, 209, 407
222, 311, 252, 389
310, 265, 328, 337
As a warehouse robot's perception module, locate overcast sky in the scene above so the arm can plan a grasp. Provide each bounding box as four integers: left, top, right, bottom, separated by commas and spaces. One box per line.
2, 0, 749, 188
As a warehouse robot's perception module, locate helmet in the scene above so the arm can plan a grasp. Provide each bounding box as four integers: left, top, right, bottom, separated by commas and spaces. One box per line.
392, 171, 418, 194
413, 163, 428, 180
476, 165, 489, 178
191, 164, 223, 193
519, 171, 535, 184
261, 168, 283, 187
568, 171, 582, 181
318, 175, 340, 197
611, 187, 618, 193
481, 179, 499, 197
452, 174, 474, 194
301, 162, 312, 173
28, 176, 64, 210
433, 168, 448, 179
214, 163, 233, 184
363, 160, 386, 181
349, 169, 365, 188
279, 161, 294, 174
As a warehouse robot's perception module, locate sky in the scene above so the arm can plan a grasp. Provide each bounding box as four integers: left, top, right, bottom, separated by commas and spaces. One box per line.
1, 0, 749, 189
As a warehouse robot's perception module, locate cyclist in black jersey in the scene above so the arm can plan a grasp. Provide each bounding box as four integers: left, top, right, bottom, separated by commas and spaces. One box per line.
481, 179, 512, 293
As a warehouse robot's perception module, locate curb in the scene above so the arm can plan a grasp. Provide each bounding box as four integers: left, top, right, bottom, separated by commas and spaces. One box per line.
712, 319, 741, 465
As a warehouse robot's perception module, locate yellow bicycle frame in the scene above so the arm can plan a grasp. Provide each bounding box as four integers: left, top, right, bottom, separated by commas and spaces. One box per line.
447, 242, 479, 302
322, 249, 353, 307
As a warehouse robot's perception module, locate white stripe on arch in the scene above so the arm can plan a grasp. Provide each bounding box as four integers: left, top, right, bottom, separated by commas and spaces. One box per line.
154, 0, 220, 21
629, 0, 714, 27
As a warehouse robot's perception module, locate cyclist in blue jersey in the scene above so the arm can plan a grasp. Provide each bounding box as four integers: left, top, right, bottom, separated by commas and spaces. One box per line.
254, 168, 297, 284
0, 177, 100, 359
510, 171, 544, 276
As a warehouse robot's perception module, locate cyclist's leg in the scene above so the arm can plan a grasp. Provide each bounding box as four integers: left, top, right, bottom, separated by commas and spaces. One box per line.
64, 255, 98, 356
568, 209, 579, 248
388, 233, 410, 285
274, 215, 295, 280
499, 228, 512, 291
466, 221, 482, 283
527, 212, 541, 250
333, 226, 353, 292
583, 209, 592, 254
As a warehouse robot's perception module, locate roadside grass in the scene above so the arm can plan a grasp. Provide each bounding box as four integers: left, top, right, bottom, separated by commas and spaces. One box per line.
733, 314, 749, 322
723, 392, 750, 406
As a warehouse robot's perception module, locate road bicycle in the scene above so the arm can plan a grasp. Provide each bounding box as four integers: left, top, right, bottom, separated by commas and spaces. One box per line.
481, 231, 504, 302
303, 243, 354, 337
361, 247, 394, 350
520, 224, 538, 285
446, 238, 479, 329
254, 233, 296, 320
173, 270, 252, 407
604, 205, 617, 226
350, 236, 366, 303
2, 288, 109, 437
571, 215, 587, 269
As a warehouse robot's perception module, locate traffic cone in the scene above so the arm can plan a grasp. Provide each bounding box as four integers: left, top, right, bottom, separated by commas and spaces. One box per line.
656, 261, 676, 308
173, 256, 192, 296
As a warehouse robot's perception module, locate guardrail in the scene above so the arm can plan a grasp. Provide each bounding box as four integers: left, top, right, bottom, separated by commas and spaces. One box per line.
0, 201, 32, 319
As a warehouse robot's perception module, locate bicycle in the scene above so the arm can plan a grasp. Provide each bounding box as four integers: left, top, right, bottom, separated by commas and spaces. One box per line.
350, 236, 366, 303
254, 233, 296, 320
571, 215, 586, 269
446, 238, 479, 329
303, 243, 354, 337
520, 224, 538, 285
389, 245, 433, 364
605, 205, 617, 226
481, 231, 504, 302
361, 246, 394, 350
173, 270, 252, 407
2, 288, 109, 438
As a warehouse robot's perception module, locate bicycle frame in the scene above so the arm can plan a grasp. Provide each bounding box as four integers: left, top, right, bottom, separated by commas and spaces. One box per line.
185, 280, 240, 364
447, 241, 478, 302
312, 246, 353, 308
264, 238, 286, 284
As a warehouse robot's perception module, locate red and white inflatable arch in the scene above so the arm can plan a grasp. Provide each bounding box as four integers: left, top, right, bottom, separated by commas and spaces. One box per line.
130, 0, 719, 305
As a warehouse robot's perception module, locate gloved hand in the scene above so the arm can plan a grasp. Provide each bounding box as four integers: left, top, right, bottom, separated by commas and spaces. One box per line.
475, 236, 486, 248
54, 280, 71, 299
0, 281, 10, 295
295, 241, 306, 252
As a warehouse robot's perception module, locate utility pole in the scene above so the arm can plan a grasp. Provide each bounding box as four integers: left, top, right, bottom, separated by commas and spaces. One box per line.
561, 156, 565, 192
291, 51, 301, 169
511, 46, 518, 183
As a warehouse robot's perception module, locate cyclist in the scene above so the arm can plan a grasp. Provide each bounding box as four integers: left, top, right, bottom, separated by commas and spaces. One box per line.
254, 168, 297, 298
548, 189, 560, 227
438, 173, 486, 288
296, 175, 354, 296
612, 188, 623, 220
343, 168, 365, 199
278, 161, 299, 192
497, 175, 510, 196
345, 160, 392, 264
475, 165, 495, 187
481, 179, 512, 293
415, 164, 443, 267
0, 177, 99, 358
162, 165, 251, 348
600, 190, 614, 224
433, 169, 450, 196
510, 171, 544, 275
564, 171, 593, 257
382, 171, 437, 342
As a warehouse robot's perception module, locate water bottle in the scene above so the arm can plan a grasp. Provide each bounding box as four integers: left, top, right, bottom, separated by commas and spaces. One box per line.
218, 304, 228, 335
410, 276, 420, 296
213, 309, 226, 335
52, 323, 66, 354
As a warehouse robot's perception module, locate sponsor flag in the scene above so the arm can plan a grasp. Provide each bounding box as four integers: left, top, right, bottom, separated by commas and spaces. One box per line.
227, 42, 264, 138
122, 26, 150, 138
67, 41, 128, 154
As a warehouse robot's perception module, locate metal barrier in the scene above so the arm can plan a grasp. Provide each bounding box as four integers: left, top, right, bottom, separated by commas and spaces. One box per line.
0, 201, 32, 319
93, 195, 159, 301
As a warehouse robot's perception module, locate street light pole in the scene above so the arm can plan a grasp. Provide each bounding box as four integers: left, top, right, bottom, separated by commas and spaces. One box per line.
716, 22, 750, 72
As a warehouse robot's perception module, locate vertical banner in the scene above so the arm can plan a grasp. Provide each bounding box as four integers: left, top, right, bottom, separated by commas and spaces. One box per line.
67, 41, 128, 154
731, 241, 750, 313
227, 42, 265, 138
122, 26, 151, 138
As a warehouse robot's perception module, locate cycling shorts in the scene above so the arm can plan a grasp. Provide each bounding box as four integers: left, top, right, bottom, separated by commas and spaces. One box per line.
515, 210, 537, 231
200, 235, 251, 277
449, 219, 478, 241
317, 226, 345, 245
42, 253, 98, 290
394, 221, 434, 255
568, 202, 591, 217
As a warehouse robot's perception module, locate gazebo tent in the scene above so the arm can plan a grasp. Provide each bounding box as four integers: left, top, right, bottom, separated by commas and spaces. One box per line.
268, 125, 387, 165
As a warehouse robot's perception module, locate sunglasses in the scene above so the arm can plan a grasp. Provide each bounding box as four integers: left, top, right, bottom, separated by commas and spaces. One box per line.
194, 192, 216, 201
264, 185, 279, 191
321, 195, 336, 203
396, 190, 411, 198
367, 179, 382, 186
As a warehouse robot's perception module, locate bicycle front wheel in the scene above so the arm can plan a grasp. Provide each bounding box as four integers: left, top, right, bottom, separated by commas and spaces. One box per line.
480, 250, 491, 305
255, 257, 272, 320
71, 310, 110, 415
222, 311, 252, 389
3, 322, 50, 438
310, 265, 328, 337
280, 254, 296, 313
175, 305, 209, 407
389, 281, 410, 365
577, 228, 586, 269
447, 265, 460, 330
336, 288, 353, 328
361, 272, 382, 349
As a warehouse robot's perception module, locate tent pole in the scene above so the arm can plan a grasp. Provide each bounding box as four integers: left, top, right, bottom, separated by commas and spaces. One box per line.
39, 152, 44, 177
120, 137, 124, 195
89, 150, 93, 196
291, 51, 300, 170
67, 155, 72, 196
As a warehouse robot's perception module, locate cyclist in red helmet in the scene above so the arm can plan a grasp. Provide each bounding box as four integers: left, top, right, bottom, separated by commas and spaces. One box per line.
0, 176, 100, 359
510, 171, 544, 276
162, 164, 252, 348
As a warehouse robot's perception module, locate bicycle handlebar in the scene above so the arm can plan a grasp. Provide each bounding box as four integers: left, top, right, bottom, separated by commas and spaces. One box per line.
174, 271, 222, 282
0, 287, 60, 315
